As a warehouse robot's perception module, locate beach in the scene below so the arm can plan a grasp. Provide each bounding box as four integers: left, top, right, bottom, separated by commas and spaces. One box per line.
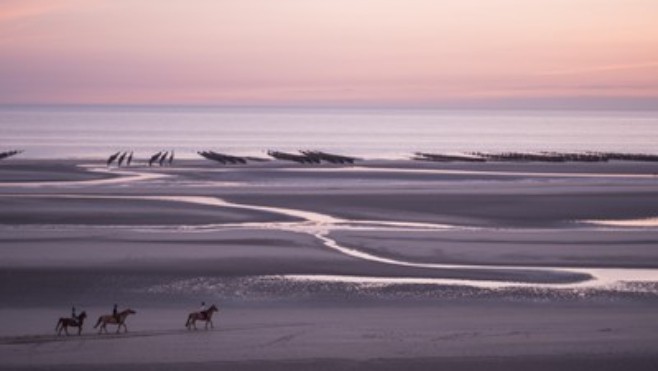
1, 159, 657, 370
3, 0, 658, 368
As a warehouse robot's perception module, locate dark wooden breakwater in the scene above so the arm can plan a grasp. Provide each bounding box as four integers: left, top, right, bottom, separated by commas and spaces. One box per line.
147, 151, 174, 167
102, 149, 657, 165
105, 150, 174, 167
198, 151, 248, 164
197, 150, 357, 165
413, 152, 486, 162
268, 150, 357, 164
598, 152, 658, 162
300, 151, 356, 164
107, 151, 136, 167
414, 151, 658, 163
0, 150, 23, 161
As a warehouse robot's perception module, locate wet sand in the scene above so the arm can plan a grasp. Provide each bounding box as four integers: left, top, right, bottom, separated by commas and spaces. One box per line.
1, 303, 657, 371
0, 159, 657, 370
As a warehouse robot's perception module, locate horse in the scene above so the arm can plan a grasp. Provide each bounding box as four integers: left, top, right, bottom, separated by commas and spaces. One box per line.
94, 309, 136, 334
185, 304, 218, 330
55, 311, 87, 336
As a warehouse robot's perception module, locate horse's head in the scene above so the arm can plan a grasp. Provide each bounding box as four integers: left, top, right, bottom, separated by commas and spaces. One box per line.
126, 309, 137, 315
209, 305, 218, 312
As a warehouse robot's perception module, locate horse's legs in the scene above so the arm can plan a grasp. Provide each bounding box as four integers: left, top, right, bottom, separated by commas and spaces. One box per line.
64, 326, 70, 336
78, 326, 82, 336
210, 319, 214, 329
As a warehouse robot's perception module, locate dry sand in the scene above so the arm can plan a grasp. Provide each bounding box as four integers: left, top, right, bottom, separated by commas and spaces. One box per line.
0, 159, 657, 370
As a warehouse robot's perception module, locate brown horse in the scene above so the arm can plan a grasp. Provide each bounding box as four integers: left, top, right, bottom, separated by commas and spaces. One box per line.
94, 309, 136, 334
185, 304, 218, 330
55, 311, 87, 336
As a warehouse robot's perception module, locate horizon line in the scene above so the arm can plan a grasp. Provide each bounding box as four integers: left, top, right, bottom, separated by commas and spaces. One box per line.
1, 103, 657, 113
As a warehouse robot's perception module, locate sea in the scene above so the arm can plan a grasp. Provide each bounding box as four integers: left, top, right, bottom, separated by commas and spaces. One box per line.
0, 105, 656, 160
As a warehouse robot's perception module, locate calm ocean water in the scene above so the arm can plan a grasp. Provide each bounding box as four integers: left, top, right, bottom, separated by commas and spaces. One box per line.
0, 106, 656, 159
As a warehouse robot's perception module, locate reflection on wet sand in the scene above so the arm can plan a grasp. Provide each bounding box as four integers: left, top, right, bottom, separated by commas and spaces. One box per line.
5, 191, 656, 292
1, 164, 657, 293
583, 217, 658, 228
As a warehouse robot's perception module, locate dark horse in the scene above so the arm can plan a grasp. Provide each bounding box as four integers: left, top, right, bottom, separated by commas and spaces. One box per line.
185, 304, 218, 330
55, 311, 87, 336
94, 309, 137, 334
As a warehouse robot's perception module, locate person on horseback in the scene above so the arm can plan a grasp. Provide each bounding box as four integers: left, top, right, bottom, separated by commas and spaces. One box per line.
113, 304, 119, 322
199, 302, 207, 320
71, 305, 78, 325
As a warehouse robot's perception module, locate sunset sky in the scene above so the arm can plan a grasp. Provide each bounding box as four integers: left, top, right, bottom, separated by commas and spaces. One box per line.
1, 0, 657, 109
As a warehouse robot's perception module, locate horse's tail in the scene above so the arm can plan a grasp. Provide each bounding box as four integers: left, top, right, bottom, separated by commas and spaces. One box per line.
185, 314, 192, 327
55, 318, 62, 332
94, 317, 103, 328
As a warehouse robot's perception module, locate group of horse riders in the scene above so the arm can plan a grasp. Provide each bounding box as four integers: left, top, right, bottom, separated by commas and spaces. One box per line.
56, 302, 218, 336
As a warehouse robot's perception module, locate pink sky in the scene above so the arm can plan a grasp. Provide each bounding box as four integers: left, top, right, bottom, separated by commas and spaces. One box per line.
1, 0, 657, 108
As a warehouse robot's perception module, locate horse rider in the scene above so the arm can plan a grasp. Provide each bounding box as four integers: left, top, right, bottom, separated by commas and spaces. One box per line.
113, 304, 119, 322
199, 302, 207, 320
71, 305, 78, 324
